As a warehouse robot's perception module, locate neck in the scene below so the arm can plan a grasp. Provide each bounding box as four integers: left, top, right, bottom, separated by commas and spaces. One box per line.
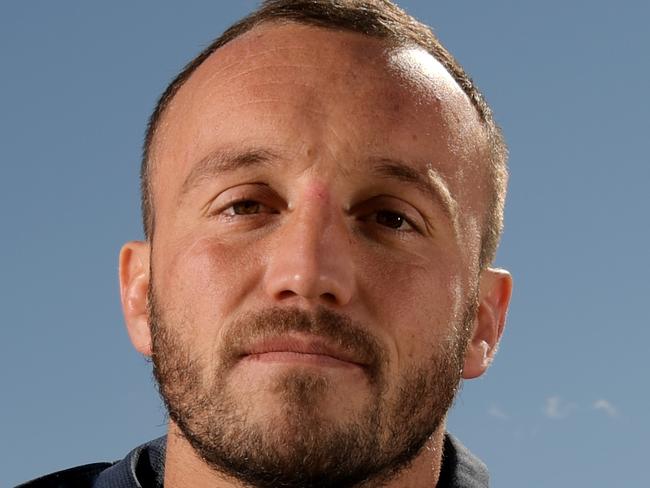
163, 421, 446, 488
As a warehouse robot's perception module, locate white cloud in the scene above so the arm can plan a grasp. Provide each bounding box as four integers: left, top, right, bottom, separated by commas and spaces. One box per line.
488, 405, 508, 420
593, 399, 619, 418
543, 396, 576, 419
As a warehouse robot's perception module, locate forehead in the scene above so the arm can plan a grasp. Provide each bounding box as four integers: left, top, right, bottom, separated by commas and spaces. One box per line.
152, 22, 485, 166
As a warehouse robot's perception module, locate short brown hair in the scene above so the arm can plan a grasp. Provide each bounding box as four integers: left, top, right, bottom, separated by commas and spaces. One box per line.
141, 0, 508, 267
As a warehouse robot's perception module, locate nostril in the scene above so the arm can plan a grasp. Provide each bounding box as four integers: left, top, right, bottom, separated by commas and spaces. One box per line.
321, 292, 337, 303
277, 290, 298, 300
275, 289, 337, 303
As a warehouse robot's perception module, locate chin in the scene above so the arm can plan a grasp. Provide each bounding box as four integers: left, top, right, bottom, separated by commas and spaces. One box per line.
228, 366, 374, 425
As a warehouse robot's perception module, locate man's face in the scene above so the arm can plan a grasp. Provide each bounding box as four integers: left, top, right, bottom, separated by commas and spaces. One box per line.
145, 23, 490, 487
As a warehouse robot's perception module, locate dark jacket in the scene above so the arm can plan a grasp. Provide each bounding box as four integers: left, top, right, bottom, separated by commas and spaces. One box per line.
17, 434, 489, 487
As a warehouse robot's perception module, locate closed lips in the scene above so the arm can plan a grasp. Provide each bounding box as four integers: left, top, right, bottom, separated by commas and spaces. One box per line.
241, 335, 367, 367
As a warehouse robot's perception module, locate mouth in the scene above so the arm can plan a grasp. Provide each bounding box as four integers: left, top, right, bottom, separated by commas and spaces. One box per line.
240, 334, 368, 370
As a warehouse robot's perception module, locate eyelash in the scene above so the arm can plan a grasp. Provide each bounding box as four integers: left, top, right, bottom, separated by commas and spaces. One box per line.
218, 199, 418, 233
221, 199, 277, 217
361, 209, 416, 232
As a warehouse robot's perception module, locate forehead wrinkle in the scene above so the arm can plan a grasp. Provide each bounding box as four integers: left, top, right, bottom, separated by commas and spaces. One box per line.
192, 28, 398, 98
194, 37, 315, 84
207, 62, 319, 89
204, 63, 390, 102
197, 35, 371, 92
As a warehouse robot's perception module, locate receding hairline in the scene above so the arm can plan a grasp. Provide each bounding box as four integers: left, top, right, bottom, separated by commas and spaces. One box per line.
145, 16, 495, 160
148, 20, 487, 157
147, 20, 401, 156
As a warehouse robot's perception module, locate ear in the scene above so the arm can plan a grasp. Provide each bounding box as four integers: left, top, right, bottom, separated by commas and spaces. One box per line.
119, 241, 152, 356
462, 268, 512, 379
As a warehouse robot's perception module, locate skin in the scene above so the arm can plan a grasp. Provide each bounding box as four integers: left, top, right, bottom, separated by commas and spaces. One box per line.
119, 22, 512, 488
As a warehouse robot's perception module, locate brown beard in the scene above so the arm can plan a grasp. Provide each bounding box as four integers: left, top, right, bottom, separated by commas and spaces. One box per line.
149, 286, 475, 488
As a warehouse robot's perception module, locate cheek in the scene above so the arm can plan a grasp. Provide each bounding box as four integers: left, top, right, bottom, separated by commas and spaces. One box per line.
154, 235, 262, 333
358, 249, 465, 364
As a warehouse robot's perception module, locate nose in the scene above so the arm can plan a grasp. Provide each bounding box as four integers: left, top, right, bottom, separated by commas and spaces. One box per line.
263, 196, 355, 307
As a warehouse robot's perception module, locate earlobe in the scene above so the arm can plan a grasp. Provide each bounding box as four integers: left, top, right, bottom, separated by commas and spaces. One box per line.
119, 241, 152, 356
462, 268, 512, 379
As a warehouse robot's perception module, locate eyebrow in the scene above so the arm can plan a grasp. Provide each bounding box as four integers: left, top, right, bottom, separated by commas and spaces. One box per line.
180, 147, 278, 198
179, 148, 459, 231
370, 158, 459, 229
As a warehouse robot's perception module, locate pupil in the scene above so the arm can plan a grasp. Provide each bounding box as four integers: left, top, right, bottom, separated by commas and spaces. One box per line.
376, 211, 403, 229
234, 201, 260, 214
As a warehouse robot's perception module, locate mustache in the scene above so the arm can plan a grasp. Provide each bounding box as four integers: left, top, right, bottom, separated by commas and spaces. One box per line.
219, 306, 386, 382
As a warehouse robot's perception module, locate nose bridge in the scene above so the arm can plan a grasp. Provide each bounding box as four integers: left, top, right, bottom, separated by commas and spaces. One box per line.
297, 184, 336, 254
264, 184, 355, 305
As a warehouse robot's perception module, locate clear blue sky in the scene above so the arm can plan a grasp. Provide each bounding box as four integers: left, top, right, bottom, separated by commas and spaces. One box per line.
2, 1, 648, 486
